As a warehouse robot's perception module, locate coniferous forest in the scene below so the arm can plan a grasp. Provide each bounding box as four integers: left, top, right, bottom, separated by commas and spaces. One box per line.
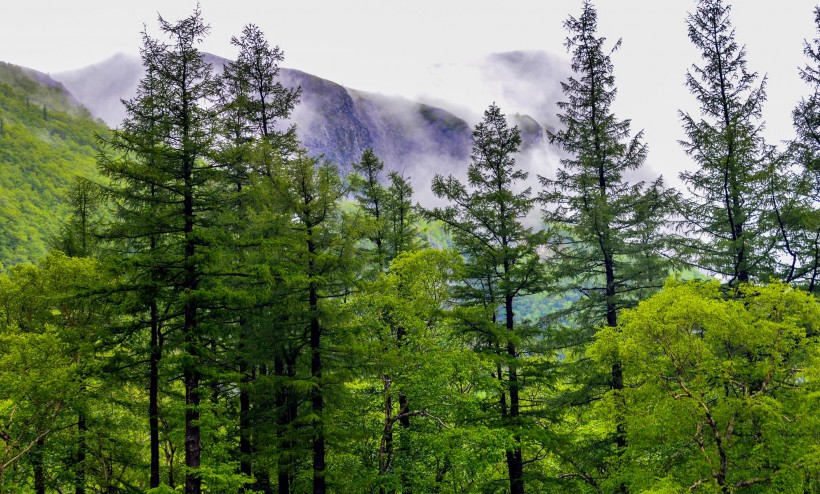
1, 1, 819, 493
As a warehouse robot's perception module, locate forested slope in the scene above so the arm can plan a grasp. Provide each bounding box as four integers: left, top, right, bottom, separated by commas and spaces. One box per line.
0, 1, 817, 492
0, 62, 106, 264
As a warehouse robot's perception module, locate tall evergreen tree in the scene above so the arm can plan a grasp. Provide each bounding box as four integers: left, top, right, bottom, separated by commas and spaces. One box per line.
51, 178, 103, 259
678, 0, 773, 287
217, 23, 302, 490
249, 152, 363, 494
350, 148, 424, 272
222, 23, 300, 154
350, 148, 390, 272
349, 148, 425, 493
426, 103, 545, 494
96, 9, 228, 493
541, 3, 676, 490
384, 171, 423, 263
783, 5, 820, 293
97, 34, 172, 490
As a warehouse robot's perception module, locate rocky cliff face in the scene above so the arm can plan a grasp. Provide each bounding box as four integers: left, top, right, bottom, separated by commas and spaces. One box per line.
51, 51, 557, 178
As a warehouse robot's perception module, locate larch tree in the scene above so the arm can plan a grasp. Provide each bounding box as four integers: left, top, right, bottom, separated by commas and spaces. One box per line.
540, 2, 677, 490
253, 152, 363, 494
426, 103, 546, 494
97, 30, 175, 491
217, 23, 301, 490
678, 0, 773, 287
783, 5, 820, 293
349, 147, 426, 493
350, 148, 390, 272
96, 9, 230, 493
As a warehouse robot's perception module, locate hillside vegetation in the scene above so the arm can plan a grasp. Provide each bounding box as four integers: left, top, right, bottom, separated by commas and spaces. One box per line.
0, 62, 106, 264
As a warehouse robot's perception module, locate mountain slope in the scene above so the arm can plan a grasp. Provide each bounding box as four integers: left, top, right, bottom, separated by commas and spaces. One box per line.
0, 62, 106, 264
54, 53, 553, 178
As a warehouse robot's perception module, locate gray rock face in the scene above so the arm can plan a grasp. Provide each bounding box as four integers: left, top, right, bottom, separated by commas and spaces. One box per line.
49, 51, 559, 178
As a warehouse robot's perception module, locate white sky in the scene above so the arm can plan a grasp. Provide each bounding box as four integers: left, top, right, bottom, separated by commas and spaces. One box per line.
1, 0, 817, 183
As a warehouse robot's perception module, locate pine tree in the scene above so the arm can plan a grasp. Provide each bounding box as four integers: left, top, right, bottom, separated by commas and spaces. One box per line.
51, 178, 103, 259
426, 103, 545, 494
679, 0, 773, 287
95, 35, 173, 490
51, 177, 105, 494
349, 148, 425, 493
541, 3, 677, 489
260, 153, 362, 494
350, 148, 424, 272
222, 23, 300, 154
384, 171, 423, 263
350, 148, 390, 271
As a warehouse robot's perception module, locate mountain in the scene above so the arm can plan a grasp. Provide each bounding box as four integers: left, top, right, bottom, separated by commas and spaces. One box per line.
53, 53, 142, 127
53, 52, 556, 183
0, 50, 566, 264
0, 62, 107, 264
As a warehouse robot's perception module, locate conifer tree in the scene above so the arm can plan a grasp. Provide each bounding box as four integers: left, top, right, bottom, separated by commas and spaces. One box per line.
349, 148, 425, 493
541, 2, 677, 490
52, 178, 103, 259
242, 151, 363, 493
217, 24, 301, 490
350, 148, 390, 271
679, 0, 773, 287
783, 5, 820, 293
350, 148, 423, 272
96, 36, 173, 489
427, 103, 545, 494
384, 171, 423, 262
96, 9, 227, 493
222, 23, 300, 154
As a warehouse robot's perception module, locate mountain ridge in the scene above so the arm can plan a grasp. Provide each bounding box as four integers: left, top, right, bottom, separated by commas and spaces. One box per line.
51, 51, 559, 178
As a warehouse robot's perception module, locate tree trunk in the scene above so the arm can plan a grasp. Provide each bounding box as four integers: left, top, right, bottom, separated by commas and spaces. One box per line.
183, 150, 201, 494
395, 324, 411, 494
239, 317, 253, 487
274, 356, 291, 494
32, 443, 45, 494
149, 299, 162, 489
75, 411, 86, 494
505, 293, 524, 494
378, 375, 394, 494
308, 233, 326, 494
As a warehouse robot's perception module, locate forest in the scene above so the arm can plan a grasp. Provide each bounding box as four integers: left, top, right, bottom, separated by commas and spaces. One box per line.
0, 0, 818, 492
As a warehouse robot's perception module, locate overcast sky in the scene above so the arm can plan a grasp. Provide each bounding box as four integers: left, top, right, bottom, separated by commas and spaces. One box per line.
1, 1, 817, 183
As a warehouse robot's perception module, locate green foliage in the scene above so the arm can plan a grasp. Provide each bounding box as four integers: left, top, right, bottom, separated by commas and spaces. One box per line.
542, 3, 678, 488
4, 3, 820, 493
678, 0, 775, 286
426, 103, 548, 494
543, 0, 676, 332
0, 63, 107, 264
782, 6, 820, 294
350, 148, 424, 272
593, 280, 820, 492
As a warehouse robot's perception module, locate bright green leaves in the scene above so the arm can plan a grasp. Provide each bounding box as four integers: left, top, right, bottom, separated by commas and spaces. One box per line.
593, 280, 820, 491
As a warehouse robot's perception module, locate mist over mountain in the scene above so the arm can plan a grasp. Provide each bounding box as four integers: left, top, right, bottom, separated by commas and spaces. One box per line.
0, 48, 569, 264
55, 53, 142, 126
51, 50, 563, 188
